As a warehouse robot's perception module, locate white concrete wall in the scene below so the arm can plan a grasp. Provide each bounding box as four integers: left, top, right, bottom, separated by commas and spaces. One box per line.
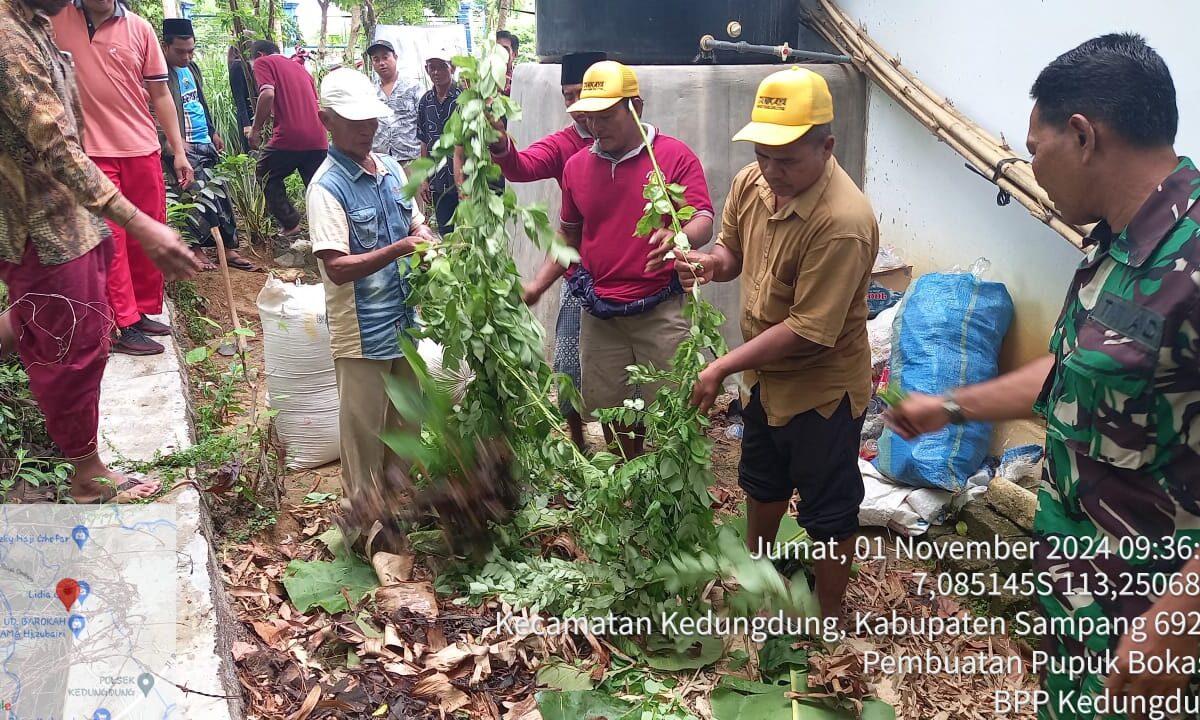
836, 0, 1200, 370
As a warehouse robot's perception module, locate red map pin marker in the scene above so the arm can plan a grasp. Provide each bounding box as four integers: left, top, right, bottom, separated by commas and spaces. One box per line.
55, 578, 80, 611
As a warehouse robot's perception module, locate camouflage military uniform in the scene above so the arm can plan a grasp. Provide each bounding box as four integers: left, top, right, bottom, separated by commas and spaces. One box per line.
1033, 157, 1200, 720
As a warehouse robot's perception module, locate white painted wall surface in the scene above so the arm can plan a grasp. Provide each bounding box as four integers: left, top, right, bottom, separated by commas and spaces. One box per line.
836, 0, 1200, 369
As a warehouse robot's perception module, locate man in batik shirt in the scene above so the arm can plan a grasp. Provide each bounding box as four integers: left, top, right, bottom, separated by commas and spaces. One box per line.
0, 0, 197, 501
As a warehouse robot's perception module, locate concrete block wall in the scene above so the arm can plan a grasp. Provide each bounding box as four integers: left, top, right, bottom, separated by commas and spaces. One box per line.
504, 62, 868, 354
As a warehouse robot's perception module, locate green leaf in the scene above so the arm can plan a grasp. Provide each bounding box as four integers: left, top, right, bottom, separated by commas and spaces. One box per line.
535, 661, 594, 691
727, 649, 750, 671
303, 491, 338, 505
635, 214, 657, 237
711, 682, 895, 720
536, 690, 635, 720
709, 686, 790, 719
758, 636, 808, 680
282, 552, 379, 614
185, 347, 208, 364
640, 634, 724, 671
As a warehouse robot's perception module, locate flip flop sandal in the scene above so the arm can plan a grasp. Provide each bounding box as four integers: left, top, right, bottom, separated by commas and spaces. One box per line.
81, 478, 161, 505
226, 257, 259, 272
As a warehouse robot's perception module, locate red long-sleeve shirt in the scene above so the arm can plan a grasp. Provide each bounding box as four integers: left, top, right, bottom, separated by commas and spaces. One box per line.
561, 127, 714, 303
492, 124, 592, 187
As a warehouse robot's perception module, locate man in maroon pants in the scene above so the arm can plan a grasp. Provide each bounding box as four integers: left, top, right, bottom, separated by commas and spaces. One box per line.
0, 0, 198, 501
52, 0, 195, 356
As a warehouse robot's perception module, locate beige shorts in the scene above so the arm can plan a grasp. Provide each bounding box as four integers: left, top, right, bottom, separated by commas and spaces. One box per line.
579, 295, 691, 416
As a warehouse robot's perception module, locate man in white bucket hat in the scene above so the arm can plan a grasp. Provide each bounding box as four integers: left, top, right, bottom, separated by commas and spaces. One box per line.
307, 68, 437, 508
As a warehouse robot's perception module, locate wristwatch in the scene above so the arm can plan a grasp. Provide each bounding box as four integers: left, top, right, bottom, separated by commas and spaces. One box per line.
942, 391, 967, 425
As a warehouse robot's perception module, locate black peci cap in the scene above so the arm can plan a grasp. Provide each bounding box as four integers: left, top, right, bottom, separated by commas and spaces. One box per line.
561, 51, 607, 86
162, 17, 193, 37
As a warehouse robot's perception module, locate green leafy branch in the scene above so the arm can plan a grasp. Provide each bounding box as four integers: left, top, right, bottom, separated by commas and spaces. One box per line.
394, 42, 813, 627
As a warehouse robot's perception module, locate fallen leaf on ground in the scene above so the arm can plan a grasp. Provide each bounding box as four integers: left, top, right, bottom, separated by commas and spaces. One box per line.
286, 685, 321, 720
412, 673, 470, 713
375, 581, 438, 618
372, 550, 414, 584
231, 641, 260, 662
503, 694, 541, 720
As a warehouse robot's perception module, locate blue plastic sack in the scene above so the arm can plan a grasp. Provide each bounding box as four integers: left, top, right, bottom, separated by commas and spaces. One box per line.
875, 272, 1014, 491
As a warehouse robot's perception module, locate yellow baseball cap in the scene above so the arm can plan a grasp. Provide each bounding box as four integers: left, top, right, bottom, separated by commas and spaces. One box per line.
566, 60, 640, 113
733, 67, 835, 145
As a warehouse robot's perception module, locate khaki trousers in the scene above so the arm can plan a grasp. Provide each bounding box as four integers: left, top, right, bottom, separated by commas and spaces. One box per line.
579, 295, 691, 415
334, 356, 417, 500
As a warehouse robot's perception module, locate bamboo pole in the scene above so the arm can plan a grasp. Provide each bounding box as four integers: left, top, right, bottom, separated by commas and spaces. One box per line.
211, 228, 248, 354
808, 0, 1088, 249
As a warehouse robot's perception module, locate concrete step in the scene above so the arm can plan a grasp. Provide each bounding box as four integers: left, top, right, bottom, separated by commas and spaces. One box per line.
99, 307, 243, 720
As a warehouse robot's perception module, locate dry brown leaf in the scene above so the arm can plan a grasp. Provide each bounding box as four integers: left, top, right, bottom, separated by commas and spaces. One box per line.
231, 641, 260, 662
488, 639, 519, 665
375, 582, 438, 619
583, 632, 610, 682
286, 685, 321, 720
543, 533, 590, 562
426, 643, 487, 672
412, 673, 470, 714
427, 624, 448, 651
251, 619, 288, 646
382, 661, 420, 676
383, 623, 404, 651
470, 653, 493, 686
372, 550, 414, 584
229, 585, 269, 599
502, 694, 541, 720
305, 626, 333, 653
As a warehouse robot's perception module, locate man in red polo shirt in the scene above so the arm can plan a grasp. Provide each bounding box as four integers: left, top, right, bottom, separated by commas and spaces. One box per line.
523, 61, 714, 459
490, 51, 606, 448
248, 39, 329, 237
52, 0, 194, 356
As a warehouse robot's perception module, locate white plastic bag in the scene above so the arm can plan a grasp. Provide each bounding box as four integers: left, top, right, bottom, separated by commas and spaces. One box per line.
872, 245, 906, 273
867, 303, 900, 367
257, 278, 340, 469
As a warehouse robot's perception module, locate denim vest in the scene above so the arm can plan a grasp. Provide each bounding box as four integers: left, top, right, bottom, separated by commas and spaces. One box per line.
316, 147, 416, 359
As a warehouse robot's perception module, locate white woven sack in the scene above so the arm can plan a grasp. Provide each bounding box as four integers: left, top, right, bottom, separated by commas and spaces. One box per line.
256, 278, 340, 469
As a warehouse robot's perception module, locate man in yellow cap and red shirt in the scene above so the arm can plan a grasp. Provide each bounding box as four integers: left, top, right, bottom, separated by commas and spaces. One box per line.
524, 60, 714, 459
650, 67, 878, 621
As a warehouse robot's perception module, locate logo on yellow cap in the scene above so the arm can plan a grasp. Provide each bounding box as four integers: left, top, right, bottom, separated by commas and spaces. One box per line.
756, 96, 789, 111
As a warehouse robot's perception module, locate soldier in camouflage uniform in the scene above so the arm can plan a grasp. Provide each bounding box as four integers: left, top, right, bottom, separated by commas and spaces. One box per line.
888, 34, 1200, 719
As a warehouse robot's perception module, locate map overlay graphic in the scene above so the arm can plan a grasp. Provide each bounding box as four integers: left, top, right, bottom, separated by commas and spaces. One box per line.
0, 505, 178, 720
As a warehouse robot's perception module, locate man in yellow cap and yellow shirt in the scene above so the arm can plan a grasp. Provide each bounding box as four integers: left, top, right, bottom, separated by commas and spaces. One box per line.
525, 60, 714, 459
650, 66, 878, 620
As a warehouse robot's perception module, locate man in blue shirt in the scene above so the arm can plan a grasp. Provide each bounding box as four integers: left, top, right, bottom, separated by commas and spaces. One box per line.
308, 68, 436, 506
161, 18, 254, 271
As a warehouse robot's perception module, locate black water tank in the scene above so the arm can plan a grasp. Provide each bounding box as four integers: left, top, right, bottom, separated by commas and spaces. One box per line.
536, 0, 808, 65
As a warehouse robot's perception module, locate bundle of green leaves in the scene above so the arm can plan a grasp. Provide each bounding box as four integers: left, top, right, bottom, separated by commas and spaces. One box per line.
396, 43, 811, 634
